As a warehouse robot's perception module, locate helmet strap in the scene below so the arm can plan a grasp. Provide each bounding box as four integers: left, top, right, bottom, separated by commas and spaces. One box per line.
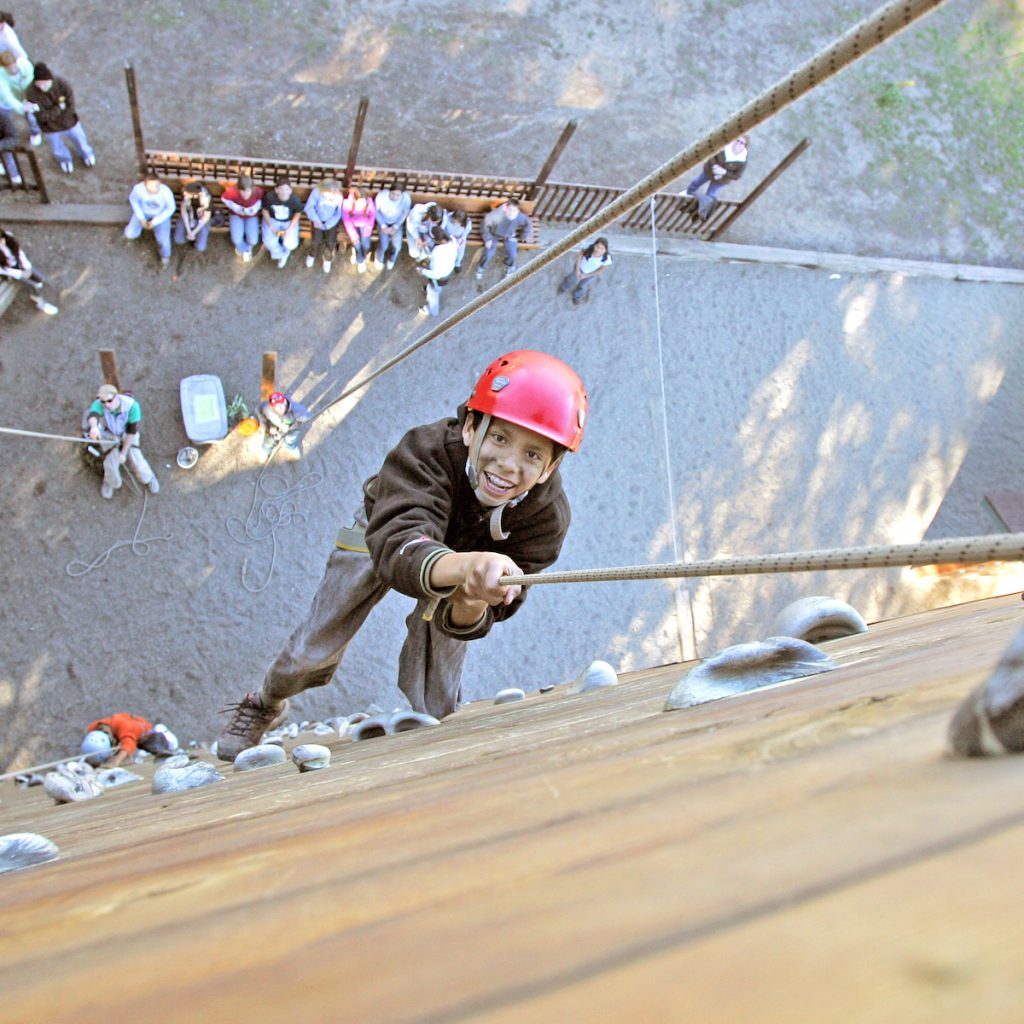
465, 412, 490, 491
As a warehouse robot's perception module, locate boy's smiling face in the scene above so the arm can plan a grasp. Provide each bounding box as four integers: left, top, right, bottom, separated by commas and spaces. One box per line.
462, 415, 558, 507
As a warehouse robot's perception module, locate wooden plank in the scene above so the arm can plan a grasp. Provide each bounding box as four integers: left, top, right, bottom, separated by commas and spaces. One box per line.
260, 352, 276, 401
98, 350, 120, 391
2, 594, 1023, 1022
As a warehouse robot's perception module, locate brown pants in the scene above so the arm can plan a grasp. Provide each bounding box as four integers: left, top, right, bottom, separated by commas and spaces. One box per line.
262, 546, 468, 719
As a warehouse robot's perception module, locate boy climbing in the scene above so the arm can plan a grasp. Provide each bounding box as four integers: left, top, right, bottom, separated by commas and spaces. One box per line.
216, 349, 588, 761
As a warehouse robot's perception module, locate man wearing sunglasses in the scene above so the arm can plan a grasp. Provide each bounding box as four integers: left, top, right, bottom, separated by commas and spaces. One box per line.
85, 384, 159, 500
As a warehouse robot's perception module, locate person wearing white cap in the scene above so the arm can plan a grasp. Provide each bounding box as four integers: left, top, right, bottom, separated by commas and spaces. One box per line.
85, 384, 159, 500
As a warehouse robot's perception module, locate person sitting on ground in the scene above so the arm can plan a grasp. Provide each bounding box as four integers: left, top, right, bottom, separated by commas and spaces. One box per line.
405, 200, 442, 264
85, 383, 159, 500
0, 47, 38, 143
124, 174, 175, 267
682, 136, 749, 217
374, 185, 411, 270
258, 390, 310, 457
174, 180, 212, 252
23, 62, 94, 173
0, 227, 57, 314
81, 714, 178, 769
303, 177, 344, 274
442, 208, 471, 273
417, 224, 459, 318
261, 178, 303, 269
221, 173, 264, 262
341, 186, 375, 273
476, 198, 532, 280
216, 349, 588, 761
557, 236, 611, 306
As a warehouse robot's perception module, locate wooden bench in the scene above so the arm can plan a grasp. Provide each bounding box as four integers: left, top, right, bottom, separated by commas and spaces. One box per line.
161, 178, 539, 250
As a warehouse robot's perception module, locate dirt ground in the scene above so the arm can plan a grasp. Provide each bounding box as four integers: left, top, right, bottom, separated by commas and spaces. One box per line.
3, 0, 1024, 769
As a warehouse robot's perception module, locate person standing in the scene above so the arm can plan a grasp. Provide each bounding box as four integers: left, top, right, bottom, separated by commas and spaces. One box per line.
374, 186, 411, 270
557, 237, 611, 306
405, 201, 441, 264
0, 105, 21, 184
442, 208, 471, 273
174, 181, 212, 252
682, 136, 749, 217
0, 47, 37, 142
417, 225, 458, 318
23, 62, 94, 173
0, 11, 27, 63
221, 174, 264, 262
261, 179, 302, 269
124, 175, 175, 267
303, 178, 344, 274
341, 186, 375, 273
85, 384, 159, 500
0, 227, 57, 314
476, 199, 532, 280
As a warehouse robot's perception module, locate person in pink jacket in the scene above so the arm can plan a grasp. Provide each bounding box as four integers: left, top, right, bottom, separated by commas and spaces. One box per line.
341, 186, 375, 273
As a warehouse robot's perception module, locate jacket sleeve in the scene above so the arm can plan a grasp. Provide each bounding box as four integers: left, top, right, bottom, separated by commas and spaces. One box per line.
363, 429, 460, 600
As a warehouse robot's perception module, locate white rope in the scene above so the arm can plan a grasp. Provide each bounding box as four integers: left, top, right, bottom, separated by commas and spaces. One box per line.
0, 425, 112, 445
225, 444, 325, 593
502, 533, 1024, 587
649, 196, 696, 662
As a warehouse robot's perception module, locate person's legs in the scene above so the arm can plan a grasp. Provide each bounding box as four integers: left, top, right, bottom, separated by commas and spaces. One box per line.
152, 220, 172, 260
243, 215, 259, 252
228, 214, 247, 255
283, 220, 300, 253
101, 446, 123, 497
47, 129, 71, 165
308, 225, 324, 263
124, 214, 143, 240
572, 276, 593, 304
262, 546, 391, 703
558, 270, 576, 294
478, 240, 496, 271
262, 221, 284, 260
425, 279, 441, 317
684, 168, 709, 197
66, 122, 94, 163
355, 228, 371, 265
503, 238, 518, 269
173, 218, 187, 246
397, 602, 469, 719
194, 222, 210, 252
0, 149, 20, 182
125, 437, 155, 486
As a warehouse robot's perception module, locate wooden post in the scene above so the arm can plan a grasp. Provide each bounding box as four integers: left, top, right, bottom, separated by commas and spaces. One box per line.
123, 61, 149, 179
23, 148, 49, 204
261, 352, 277, 402
708, 137, 811, 241
99, 350, 121, 391
343, 96, 369, 191
526, 120, 578, 202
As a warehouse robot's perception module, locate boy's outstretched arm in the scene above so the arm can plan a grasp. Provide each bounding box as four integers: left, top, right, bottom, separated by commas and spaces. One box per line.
429, 551, 524, 625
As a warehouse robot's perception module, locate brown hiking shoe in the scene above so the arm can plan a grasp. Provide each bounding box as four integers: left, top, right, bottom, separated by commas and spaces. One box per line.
216, 692, 289, 762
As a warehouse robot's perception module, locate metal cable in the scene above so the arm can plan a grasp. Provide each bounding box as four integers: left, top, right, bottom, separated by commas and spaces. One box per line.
504, 533, 1024, 587
311, 0, 948, 425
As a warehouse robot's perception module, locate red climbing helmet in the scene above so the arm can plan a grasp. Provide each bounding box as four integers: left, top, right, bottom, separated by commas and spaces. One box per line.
466, 350, 588, 452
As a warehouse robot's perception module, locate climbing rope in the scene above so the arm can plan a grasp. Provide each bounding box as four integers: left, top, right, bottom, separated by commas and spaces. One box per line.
65, 479, 172, 577
224, 443, 325, 593
502, 533, 1024, 587
309, 0, 948, 427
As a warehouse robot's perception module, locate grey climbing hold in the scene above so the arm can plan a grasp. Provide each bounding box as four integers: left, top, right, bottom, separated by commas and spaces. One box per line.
568, 660, 619, 694
0, 833, 59, 873
44, 762, 104, 804
949, 625, 1024, 756
350, 715, 390, 742
665, 636, 836, 710
95, 767, 144, 788
233, 744, 288, 772
494, 688, 526, 704
152, 755, 225, 794
292, 744, 331, 771
390, 710, 440, 732
14, 773, 44, 788
771, 596, 868, 645
313, 723, 337, 736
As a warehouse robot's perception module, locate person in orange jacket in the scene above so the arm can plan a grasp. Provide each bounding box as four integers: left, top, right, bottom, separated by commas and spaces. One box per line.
81, 714, 177, 767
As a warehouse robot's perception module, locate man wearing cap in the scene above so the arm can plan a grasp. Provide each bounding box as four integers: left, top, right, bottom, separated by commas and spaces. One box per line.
24, 62, 94, 173
258, 390, 310, 456
85, 385, 159, 500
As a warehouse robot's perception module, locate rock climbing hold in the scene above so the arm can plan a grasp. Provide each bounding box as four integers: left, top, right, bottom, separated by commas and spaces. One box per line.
494, 688, 526, 704
233, 744, 288, 772
95, 767, 144, 788
152, 755, 225, 794
389, 710, 440, 732
665, 636, 836, 710
0, 833, 59, 874
292, 744, 331, 771
568, 660, 618, 694
949, 625, 1024, 756
44, 762, 104, 804
771, 595, 867, 645
350, 716, 390, 742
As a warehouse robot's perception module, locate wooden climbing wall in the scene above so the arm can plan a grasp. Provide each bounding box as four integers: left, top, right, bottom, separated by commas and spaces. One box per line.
2, 593, 1024, 1022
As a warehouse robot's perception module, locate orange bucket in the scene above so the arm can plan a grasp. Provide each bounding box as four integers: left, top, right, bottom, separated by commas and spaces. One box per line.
237, 416, 260, 437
